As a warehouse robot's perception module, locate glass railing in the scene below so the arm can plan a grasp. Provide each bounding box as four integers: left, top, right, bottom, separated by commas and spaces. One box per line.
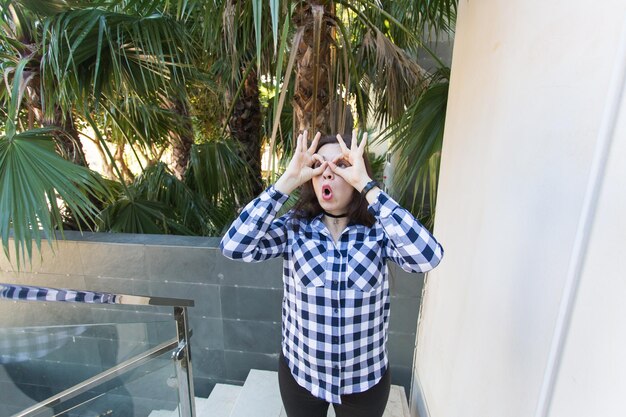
0, 283, 195, 417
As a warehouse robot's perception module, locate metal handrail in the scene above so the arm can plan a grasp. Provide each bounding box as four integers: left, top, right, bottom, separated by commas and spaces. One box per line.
12, 338, 179, 417
0, 283, 194, 307
0, 282, 196, 417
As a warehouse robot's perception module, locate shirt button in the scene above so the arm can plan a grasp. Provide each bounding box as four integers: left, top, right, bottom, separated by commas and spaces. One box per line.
332, 336, 339, 343
333, 308, 338, 314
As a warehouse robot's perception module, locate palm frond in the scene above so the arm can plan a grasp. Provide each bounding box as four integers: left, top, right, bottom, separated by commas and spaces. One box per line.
97, 197, 196, 235
132, 162, 222, 234
186, 139, 253, 208
0, 127, 111, 266
379, 68, 450, 228
1, 1, 37, 44
346, 0, 457, 45
99, 94, 182, 150
97, 162, 210, 235
36, 5, 195, 120
361, 27, 429, 125
96, 137, 256, 236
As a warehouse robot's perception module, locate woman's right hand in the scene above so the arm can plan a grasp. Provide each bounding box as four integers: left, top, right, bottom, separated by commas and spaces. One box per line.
274, 131, 327, 195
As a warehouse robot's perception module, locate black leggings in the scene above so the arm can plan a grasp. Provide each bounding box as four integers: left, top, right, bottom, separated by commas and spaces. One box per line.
278, 353, 391, 417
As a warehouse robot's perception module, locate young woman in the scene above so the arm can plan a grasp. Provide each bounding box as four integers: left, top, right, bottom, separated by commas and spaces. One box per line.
220, 131, 444, 417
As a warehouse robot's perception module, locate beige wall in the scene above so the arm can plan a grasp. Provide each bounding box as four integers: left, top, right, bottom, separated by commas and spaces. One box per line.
548, 50, 626, 417
411, 1, 626, 417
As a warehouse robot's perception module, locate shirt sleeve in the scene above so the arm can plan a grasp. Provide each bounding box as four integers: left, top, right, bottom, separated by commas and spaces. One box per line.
220, 185, 290, 262
367, 190, 444, 273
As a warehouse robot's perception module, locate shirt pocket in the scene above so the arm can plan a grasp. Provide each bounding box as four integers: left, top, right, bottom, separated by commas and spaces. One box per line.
292, 238, 327, 288
346, 238, 384, 292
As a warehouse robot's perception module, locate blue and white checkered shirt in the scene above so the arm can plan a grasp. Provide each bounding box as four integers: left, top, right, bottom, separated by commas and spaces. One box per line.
220, 186, 443, 404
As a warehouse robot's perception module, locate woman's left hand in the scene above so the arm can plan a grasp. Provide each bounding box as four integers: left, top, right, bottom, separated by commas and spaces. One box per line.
328, 130, 373, 192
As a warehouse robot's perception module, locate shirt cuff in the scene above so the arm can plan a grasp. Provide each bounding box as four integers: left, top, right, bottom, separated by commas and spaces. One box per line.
262, 185, 290, 205
367, 190, 396, 218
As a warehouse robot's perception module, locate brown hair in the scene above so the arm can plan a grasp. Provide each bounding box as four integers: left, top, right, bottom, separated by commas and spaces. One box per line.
290, 134, 375, 227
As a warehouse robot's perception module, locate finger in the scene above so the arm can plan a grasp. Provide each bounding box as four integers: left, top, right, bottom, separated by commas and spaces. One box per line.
327, 160, 346, 179
296, 132, 304, 153
301, 130, 308, 152
335, 134, 350, 155
351, 129, 359, 154
358, 132, 368, 153
311, 160, 327, 176
308, 131, 321, 153
311, 154, 325, 169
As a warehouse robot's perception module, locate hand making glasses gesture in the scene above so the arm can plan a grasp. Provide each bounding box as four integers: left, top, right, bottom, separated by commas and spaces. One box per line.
274, 130, 378, 202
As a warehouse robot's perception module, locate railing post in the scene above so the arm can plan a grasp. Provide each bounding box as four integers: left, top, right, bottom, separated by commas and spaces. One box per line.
173, 306, 196, 417
1, 283, 196, 416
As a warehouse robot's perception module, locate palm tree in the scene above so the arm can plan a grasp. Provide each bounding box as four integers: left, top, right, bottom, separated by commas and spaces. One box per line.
228, 68, 264, 197
166, 96, 194, 181
206, 0, 271, 199
0, 0, 252, 264
214, 0, 457, 223
1, 0, 457, 265
291, 1, 334, 134
0, 3, 89, 166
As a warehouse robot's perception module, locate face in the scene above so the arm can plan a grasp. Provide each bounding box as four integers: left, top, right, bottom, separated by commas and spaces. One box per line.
311, 143, 355, 215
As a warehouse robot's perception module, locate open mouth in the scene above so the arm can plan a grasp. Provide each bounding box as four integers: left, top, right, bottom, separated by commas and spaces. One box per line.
321, 184, 333, 201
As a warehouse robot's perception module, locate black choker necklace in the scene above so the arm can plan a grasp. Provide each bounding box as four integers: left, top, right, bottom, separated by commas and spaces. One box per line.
323, 210, 348, 219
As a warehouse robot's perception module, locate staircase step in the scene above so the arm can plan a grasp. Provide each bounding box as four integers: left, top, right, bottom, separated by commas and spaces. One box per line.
383, 385, 411, 417
229, 370, 283, 417
199, 383, 242, 416
325, 385, 408, 417
229, 369, 410, 417
150, 370, 409, 417
147, 408, 177, 417
146, 388, 240, 417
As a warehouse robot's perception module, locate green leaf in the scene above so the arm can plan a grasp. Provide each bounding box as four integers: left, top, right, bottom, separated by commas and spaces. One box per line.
0, 128, 111, 267
186, 139, 253, 208
252, 0, 262, 73
6, 58, 32, 138
97, 197, 194, 235
97, 161, 238, 236
270, 0, 278, 54
379, 70, 450, 228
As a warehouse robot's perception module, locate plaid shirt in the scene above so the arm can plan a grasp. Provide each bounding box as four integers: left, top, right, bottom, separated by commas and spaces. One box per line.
220, 186, 443, 404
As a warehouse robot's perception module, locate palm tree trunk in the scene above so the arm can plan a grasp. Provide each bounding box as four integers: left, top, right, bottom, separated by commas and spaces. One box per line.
89, 137, 115, 179
292, 1, 334, 135
168, 98, 194, 180
25, 84, 89, 168
53, 108, 89, 168
114, 142, 135, 182
229, 68, 263, 197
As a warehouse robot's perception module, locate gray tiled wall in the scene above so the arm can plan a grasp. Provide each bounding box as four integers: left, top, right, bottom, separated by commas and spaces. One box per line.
0, 232, 424, 411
